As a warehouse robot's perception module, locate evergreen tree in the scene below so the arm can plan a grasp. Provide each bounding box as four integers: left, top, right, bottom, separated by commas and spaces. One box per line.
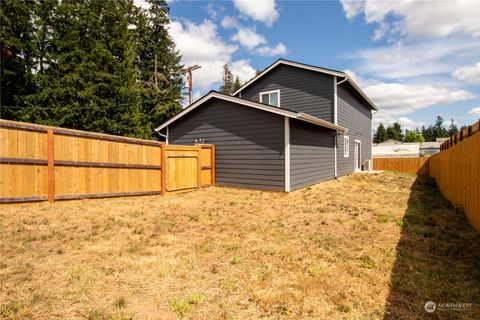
1, 0, 184, 140
433, 116, 448, 139
421, 125, 435, 142
219, 64, 235, 94
233, 76, 241, 93
447, 119, 459, 136
219, 66, 244, 94
386, 122, 403, 141
0, 0, 36, 119
135, 0, 184, 138
374, 123, 387, 143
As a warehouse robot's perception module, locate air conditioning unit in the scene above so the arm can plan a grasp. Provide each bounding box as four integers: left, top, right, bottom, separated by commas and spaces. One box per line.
364, 160, 372, 171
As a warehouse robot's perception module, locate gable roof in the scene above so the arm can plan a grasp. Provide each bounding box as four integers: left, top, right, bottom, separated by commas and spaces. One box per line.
155, 91, 347, 133
232, 59, 378, 111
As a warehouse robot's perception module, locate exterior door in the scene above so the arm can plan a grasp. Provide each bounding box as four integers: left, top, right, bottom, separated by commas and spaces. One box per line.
354, 140, 361, 171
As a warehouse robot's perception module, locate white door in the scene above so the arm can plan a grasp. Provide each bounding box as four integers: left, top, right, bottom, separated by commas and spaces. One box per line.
354, 140, 361, 171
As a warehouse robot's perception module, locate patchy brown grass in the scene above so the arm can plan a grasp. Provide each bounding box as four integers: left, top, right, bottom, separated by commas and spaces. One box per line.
0, 172, 478, 319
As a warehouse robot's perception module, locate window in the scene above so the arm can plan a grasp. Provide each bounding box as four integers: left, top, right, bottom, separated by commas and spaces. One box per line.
260, 90, 280, 107
344, 136, 349, 157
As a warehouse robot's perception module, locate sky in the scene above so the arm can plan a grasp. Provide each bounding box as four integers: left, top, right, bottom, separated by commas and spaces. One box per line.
135, 0, 480, 130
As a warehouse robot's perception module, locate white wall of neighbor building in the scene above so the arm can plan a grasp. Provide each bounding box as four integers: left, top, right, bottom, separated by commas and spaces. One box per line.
373, 141, 442, 158
373, 143, 420, 158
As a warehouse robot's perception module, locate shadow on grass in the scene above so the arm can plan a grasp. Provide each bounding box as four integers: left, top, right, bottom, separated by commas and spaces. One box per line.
384, 175, 480, 319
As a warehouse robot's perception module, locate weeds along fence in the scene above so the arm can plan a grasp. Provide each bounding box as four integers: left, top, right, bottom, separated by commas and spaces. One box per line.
429, 120, 480, 231
373, 157, 429, 175
0, 119, 214, 203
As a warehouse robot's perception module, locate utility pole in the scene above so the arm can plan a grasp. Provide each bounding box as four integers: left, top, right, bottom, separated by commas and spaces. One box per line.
182, 65, 201, 105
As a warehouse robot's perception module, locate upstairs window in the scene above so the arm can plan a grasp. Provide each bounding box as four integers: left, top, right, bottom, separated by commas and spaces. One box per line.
260, 90, 280, 107
344, 136, 349, 157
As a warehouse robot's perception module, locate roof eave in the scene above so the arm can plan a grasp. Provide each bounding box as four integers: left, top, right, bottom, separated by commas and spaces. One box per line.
155, 91, 346, 133
297, 113, 347, 134
345, 76, 378, 111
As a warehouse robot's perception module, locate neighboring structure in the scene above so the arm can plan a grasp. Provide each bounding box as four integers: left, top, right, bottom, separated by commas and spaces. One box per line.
156, 59, 378, 191
373, 138, 444, 158
373, 141, 420, 158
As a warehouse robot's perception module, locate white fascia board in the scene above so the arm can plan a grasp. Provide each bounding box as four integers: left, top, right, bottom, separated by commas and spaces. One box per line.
345, 76, 378, 111
155, 92, 298, 132
155, 91, 348, 134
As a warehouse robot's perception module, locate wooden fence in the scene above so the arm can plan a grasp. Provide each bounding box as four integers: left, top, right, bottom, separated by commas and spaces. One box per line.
0, 119, 214, 203
373, 157, 429, 175
429, 120, 479, 231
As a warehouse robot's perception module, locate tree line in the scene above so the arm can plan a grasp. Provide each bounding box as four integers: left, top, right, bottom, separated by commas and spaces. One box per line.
1, 0, 183, 139
374, 116, 461, 143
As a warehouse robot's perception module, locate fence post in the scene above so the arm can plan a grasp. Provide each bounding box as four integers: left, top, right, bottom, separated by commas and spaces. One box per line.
197, 144, 202, 189
211, 145, 215, 186
47, 128, 55, 203
160, 143, 166, 195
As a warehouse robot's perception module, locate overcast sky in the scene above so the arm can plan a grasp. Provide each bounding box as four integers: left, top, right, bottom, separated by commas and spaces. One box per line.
135, 0, 480, 130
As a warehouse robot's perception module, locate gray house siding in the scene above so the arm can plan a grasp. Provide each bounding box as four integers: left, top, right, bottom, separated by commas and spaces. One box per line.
238, 64, 334, 122
168, 98, 285, 191
336, 83, 372, 177
290, 119, 335, 190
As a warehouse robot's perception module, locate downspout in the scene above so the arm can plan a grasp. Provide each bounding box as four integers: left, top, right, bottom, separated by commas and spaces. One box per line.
156, 128, 168, 144
333, 76, 338, 178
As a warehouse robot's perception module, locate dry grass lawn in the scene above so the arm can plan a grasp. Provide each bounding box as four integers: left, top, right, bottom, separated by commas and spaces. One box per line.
1, 172, 479, 319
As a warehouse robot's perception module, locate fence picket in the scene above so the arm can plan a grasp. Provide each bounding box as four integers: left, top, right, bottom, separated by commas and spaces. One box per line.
0, 119, 214, 203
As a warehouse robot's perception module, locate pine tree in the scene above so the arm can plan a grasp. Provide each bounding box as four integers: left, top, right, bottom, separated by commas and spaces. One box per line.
219, 64, 235, 94
374, 123, 387, 143
0, 0, 36, 119
233, 76, 241, 93
1, 0, 184, 140
386, 122, 403, 141
433, 116, 448, 139
135, 0, 184, 138
447, 119, 458, 136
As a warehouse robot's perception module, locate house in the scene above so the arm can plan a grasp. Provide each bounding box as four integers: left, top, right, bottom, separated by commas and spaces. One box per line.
378, 139, 403, 145
373, 139, 444, 158
155, 59, 378, 191
373, 141, 420, 158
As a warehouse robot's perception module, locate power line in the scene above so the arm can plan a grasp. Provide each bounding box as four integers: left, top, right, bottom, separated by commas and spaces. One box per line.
0, 100, 177, 109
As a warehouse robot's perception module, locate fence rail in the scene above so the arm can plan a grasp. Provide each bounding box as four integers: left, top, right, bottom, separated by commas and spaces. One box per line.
0, 119, 214, 203
429, 120, 479, 231
373, 157, 429, 175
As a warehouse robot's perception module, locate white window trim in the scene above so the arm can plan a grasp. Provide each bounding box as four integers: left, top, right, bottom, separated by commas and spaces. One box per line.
354, 139, 361, 171
344, 136, 349, 157
259, 89, 281, 107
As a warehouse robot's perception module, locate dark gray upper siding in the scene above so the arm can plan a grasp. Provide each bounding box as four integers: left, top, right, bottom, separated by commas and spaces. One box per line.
238, 64, 334, 122
336, 83, 372, 177
290, 119, 335, 190
168, 99, 285, 191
